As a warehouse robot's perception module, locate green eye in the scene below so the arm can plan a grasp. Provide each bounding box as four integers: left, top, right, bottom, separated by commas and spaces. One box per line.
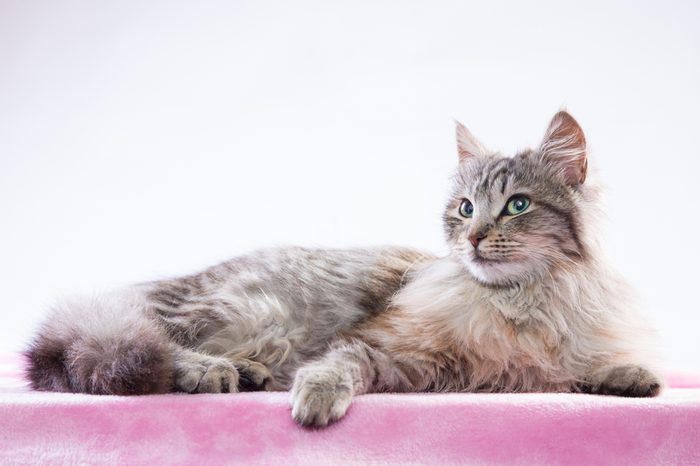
459, 199, 474, 218
505, 196, 530, 216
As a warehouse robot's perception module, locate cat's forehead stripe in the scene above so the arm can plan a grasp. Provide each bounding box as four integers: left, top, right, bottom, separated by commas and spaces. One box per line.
472, 157, 513, 197
486, 158, 513, 195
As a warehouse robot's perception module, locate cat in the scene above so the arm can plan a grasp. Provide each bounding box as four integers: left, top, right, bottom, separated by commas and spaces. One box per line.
25, 110, 662, 427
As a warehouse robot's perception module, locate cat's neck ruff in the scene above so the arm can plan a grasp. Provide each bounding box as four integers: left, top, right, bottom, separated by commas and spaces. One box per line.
393, 254, 599, 330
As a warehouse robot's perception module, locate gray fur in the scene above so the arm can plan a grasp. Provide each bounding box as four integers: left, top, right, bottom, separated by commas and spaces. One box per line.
25, 246, 432, 395
25, 111, 661, 428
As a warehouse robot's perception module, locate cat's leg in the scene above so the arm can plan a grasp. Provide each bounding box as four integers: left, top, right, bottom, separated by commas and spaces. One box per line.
172, 347, 274, 393
290, 339, 407, 427
584, 364, 662, 397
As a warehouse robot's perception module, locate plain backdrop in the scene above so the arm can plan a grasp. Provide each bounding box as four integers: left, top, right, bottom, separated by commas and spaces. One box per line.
1, 1, 698, 370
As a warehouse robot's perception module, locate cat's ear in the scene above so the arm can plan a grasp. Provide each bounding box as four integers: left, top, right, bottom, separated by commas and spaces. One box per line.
455, 120, 487, 161
538, 111, 588, 185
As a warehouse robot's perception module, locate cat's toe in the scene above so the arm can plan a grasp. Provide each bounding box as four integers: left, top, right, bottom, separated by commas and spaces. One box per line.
290, 369, 353, 427
237, 360, 273, 391
175, 363, 206, 392
197, 362, 239, 393
591, 364, 662, 397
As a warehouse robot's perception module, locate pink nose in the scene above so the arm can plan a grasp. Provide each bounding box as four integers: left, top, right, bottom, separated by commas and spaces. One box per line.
469, 233, 486, 249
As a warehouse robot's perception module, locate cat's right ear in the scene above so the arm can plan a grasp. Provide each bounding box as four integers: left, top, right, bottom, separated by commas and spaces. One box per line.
455, 120, 487, 161
538, 111, 588, 185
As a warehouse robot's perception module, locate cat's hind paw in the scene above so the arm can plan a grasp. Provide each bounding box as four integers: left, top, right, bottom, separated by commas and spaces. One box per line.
290, 367, 353, 427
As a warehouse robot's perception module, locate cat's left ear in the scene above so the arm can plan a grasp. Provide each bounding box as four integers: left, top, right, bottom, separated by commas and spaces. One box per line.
455, 120, 488, 161
538, 111, 588, 185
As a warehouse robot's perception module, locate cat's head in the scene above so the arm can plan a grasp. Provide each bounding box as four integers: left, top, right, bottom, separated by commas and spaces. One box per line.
443, 111, 595, 286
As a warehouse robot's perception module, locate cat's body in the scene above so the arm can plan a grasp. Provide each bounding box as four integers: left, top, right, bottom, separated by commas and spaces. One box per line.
26, 111, 662, 427
27, 246, 431, 394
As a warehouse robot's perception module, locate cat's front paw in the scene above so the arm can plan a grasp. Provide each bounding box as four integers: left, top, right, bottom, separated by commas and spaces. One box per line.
291, 367, 353, 427
587, 364, 662, 397
174, 354, 239, 393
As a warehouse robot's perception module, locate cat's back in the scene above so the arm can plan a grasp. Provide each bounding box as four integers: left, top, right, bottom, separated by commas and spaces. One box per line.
207, 245, 436, 313
151, 245, 436, 322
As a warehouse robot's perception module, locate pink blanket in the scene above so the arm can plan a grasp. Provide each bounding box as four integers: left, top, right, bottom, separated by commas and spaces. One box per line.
1, 355, 699, 465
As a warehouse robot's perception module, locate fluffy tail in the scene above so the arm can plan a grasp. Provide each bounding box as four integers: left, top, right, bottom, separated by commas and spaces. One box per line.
24, 291, 174, 395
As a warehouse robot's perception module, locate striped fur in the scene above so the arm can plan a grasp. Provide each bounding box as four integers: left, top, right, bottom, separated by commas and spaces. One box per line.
25, 111, 661, 428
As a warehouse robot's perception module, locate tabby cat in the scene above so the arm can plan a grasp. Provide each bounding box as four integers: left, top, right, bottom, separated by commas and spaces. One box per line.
25, 111, 661, 427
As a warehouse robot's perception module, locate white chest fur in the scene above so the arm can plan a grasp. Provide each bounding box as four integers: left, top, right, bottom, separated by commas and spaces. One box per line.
393, 257, 591, 390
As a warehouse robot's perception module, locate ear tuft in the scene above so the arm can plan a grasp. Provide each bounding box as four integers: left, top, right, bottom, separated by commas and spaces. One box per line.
455, 120, 487, 161
538, 111, 587, 185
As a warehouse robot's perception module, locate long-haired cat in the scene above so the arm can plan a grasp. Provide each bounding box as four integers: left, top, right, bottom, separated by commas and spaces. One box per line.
25, 111, 661, 427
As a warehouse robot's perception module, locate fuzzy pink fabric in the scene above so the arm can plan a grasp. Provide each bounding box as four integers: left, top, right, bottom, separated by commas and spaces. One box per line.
1, 354, 699, 465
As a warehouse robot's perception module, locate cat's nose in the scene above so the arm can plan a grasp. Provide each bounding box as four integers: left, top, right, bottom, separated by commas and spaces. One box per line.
469, 233, 486, 249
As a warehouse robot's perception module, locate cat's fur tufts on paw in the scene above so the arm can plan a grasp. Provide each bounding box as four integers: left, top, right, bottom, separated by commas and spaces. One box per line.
587, 364, 662, 397
290, 367, 354, 427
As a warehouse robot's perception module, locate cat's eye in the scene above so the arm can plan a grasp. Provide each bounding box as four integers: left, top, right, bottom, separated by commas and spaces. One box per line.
504, 195, 530, 216
458, 199, 474, 218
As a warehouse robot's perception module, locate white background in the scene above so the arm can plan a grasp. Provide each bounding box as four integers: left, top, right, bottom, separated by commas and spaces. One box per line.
1, 1, 698, 370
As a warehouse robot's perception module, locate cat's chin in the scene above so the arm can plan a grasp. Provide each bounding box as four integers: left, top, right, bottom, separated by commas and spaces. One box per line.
463, 257, 534, 288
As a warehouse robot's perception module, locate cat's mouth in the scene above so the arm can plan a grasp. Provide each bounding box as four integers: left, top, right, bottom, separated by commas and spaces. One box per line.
465, 252, 526, 288
471, 250, 505, 264
465, 247, 541, 288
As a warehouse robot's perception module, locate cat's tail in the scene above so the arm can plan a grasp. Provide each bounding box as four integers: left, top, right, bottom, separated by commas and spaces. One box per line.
24, 290, 174, 395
